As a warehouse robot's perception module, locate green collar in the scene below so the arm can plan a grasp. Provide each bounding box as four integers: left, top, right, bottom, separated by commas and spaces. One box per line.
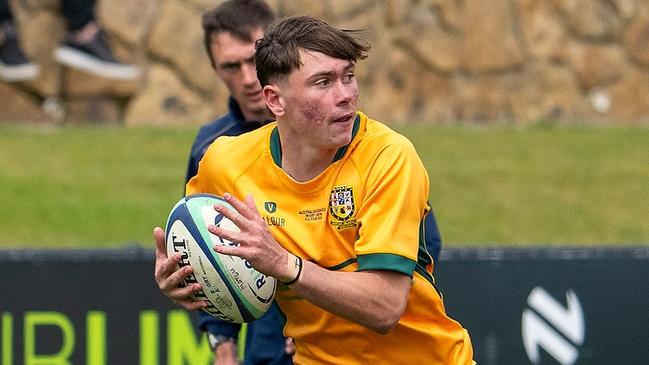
270, 114, 361, 167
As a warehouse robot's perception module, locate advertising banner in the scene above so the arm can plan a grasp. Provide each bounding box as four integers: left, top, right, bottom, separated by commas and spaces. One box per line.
436, 247, 649, 365
1, 247, 648, 364
0, 248, 214, 365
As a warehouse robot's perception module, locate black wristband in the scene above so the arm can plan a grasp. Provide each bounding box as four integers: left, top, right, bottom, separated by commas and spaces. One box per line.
281, 255, 303, 286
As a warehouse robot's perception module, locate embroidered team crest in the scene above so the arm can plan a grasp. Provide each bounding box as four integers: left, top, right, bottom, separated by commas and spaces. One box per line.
329, 185, 355, 221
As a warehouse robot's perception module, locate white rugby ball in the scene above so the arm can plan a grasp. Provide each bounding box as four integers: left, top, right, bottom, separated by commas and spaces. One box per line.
165, 193, 276, 323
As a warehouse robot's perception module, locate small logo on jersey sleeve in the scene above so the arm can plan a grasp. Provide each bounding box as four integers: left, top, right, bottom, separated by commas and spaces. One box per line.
329, 185, 358, 230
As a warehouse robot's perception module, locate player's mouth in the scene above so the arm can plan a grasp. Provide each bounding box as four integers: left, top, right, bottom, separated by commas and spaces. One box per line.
331, 113, 355, 124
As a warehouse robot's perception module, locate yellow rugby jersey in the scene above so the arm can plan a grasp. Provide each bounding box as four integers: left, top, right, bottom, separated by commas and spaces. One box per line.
187, 111, 473, 364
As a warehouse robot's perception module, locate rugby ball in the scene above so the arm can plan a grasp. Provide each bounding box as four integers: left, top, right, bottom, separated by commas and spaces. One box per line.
165, 193, 276, 323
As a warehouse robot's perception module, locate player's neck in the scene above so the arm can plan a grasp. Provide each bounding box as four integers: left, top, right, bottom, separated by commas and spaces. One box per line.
281, 145, 337, 182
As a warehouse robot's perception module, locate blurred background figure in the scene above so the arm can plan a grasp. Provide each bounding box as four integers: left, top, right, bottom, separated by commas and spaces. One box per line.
0, 0, 138, 82
187, 1, 293, 364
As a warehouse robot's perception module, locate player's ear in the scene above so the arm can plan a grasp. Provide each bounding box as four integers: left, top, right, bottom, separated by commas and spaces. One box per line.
263, 85, 285, 117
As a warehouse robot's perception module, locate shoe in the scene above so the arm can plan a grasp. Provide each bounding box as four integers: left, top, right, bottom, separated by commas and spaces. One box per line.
0, 22, 39, 82
54, 30, 139, 80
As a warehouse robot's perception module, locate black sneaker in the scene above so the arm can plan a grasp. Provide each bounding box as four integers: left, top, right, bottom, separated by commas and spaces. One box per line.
54, 30, 139, 80
0, 22, 39, 82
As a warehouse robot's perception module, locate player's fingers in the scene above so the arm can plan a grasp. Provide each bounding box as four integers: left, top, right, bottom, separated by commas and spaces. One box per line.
176, 298, 208, 311
168, 265, 195, 287
224, 192, 256, 220
207, 224, 239, 243
166, 282, 201, 300
166, 283, 208, 310
181, 300, 208, 311
244, 194, 261, 214
154, 250, 181, 280
154, 226, 185, 277
157, 263, 191, 291
214, 203, 249, 229
212, 243, 242, 257
153, 227, 167, 259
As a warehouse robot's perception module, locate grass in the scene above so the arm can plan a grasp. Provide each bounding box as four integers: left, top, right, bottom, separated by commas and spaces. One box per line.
397, 124, 649, 245
0, 124, 193, 248
0, 122, 647, 248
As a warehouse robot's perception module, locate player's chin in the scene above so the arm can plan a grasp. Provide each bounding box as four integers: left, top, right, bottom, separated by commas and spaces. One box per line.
331, 119, 354, 139
329, 131, 353, 148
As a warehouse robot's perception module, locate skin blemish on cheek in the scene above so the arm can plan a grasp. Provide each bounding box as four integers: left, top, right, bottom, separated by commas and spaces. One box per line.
299, 103, 327, 125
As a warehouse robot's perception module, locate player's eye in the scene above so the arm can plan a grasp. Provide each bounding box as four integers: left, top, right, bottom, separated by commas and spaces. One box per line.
343, 73, 355, 83
315, 79, 331, 87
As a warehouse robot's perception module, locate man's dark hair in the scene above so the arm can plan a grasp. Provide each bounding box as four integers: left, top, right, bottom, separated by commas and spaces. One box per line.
202, 0, 276, 68
254, 15, 370, 87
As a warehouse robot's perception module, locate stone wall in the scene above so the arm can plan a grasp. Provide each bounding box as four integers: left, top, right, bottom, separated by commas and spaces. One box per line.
2, 0, 649, 125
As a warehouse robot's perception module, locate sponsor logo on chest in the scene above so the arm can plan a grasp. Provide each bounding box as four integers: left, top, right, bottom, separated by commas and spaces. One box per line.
262, 201, 285, 227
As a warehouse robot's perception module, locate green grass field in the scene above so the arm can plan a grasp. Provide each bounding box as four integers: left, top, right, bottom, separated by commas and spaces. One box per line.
0, 122, 647, 248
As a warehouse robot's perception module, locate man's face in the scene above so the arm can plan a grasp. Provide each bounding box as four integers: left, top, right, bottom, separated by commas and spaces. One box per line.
273, 50, 359, 151
210, 28, 266, 120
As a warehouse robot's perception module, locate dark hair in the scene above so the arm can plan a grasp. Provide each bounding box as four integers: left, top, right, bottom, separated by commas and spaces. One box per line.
254, 15, 370, 86
202, 0, 276, 67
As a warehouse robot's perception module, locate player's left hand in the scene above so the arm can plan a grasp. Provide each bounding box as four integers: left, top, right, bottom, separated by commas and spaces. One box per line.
207, 193, 293, 282
153, 226, 208, 311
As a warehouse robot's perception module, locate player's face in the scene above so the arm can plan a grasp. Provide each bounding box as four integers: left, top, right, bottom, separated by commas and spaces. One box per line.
211, 28, 266, 121
275, 50, 359, 151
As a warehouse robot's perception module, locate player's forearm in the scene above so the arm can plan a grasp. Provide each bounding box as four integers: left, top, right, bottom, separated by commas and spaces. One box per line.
288, 262, 411, 334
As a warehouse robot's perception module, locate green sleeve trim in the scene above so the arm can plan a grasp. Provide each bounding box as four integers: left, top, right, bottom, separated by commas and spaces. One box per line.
357, 253, 416, 277
326, 258, 357, 271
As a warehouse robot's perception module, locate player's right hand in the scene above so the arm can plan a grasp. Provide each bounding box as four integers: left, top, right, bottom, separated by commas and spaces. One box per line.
153, 226, 208, 310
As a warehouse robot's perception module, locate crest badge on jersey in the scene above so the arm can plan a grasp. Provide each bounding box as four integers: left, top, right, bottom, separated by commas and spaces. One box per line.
264, 201, 277, 213
329, 185, 358, 230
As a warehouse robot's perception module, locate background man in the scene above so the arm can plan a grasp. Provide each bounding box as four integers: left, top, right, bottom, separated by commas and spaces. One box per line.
186, 1, 291, 364
156, 15, 471, 364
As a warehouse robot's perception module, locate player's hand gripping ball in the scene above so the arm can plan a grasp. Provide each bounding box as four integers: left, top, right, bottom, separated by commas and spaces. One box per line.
165, 194, 276, 322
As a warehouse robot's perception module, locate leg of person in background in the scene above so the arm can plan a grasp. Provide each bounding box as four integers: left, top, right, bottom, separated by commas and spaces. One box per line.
53, 0, 139, 80
0, 0, 39, 81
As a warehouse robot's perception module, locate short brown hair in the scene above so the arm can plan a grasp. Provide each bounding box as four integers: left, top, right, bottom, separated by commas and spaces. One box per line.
202, 0, 276, 68
254, 15, 370, 86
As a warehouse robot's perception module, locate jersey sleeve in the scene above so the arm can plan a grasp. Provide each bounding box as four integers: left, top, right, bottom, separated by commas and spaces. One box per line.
185, 137, 235, 197
354, 135, 430, 277
185, 158, 208, 196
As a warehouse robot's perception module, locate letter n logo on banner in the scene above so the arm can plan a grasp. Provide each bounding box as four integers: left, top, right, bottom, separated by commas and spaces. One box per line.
521, 287, 585, 365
